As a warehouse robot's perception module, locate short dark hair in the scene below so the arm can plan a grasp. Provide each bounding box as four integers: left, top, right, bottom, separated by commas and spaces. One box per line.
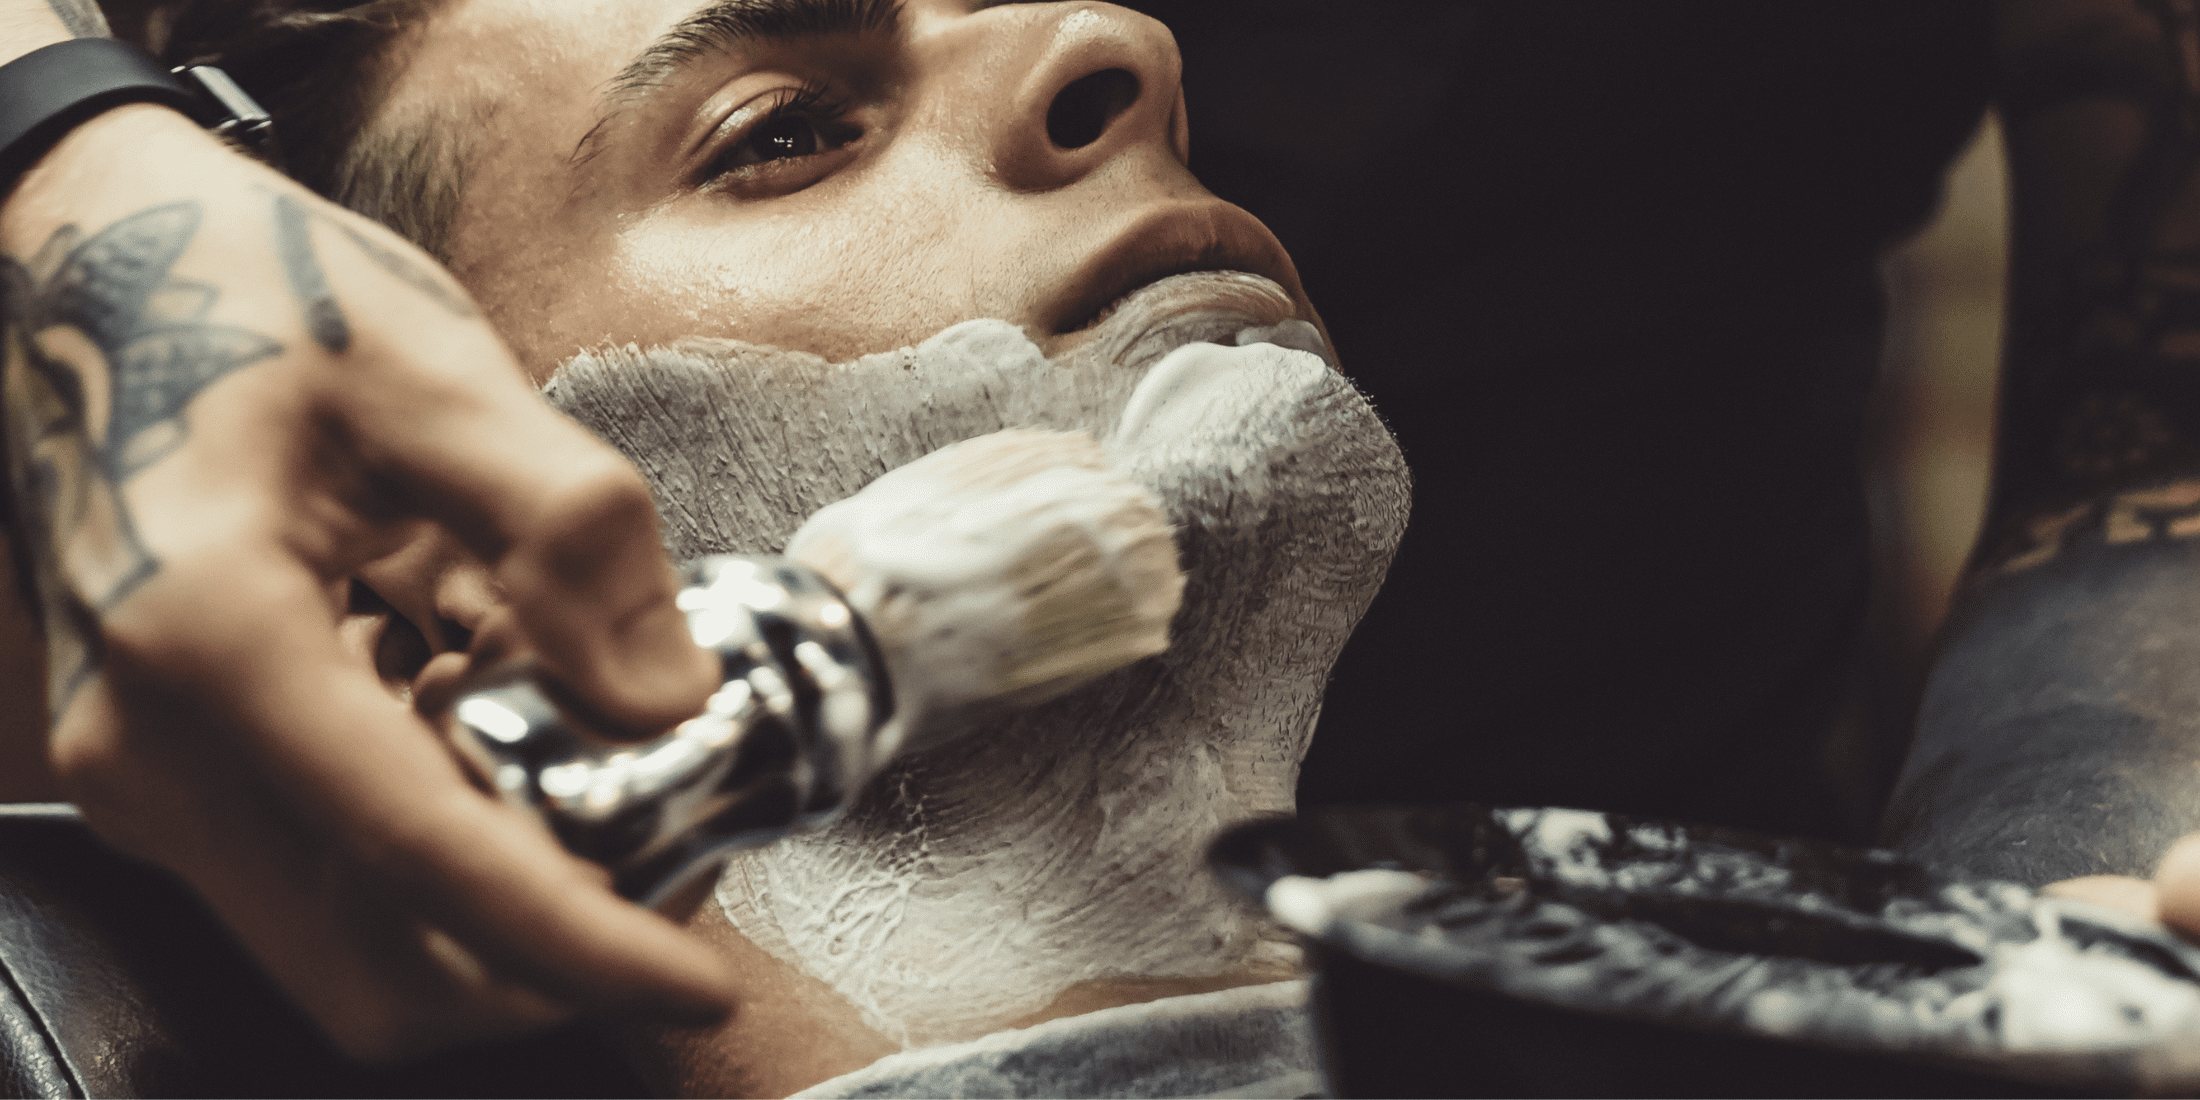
117, 0, 468, 258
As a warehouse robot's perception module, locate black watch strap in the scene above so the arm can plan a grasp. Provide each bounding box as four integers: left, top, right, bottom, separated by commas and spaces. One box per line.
0, 39, 224, 192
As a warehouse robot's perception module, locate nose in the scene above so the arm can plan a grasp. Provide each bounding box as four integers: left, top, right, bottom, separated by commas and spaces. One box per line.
980, 3, 1185, 192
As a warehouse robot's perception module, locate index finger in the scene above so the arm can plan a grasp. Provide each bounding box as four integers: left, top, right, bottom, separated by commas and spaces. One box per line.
401, 404, 715, 739
301, 217, 715, 738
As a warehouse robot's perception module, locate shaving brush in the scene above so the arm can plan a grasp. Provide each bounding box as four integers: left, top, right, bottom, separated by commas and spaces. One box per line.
448, 429, 1184, 907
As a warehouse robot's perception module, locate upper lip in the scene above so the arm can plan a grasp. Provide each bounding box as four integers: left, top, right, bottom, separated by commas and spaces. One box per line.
1044, 200, 1311, 340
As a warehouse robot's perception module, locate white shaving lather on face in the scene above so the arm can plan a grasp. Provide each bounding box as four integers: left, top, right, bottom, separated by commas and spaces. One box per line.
545, 276, 1410, 1048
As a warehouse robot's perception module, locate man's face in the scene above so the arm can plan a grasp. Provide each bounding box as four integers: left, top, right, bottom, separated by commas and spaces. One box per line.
352, 0, 1407, 717
356, 0, 1408, 1062
383, 0, 1315, 375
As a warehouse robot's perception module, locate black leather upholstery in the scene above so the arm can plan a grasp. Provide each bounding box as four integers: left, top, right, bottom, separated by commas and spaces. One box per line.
0, 805, 647, 1098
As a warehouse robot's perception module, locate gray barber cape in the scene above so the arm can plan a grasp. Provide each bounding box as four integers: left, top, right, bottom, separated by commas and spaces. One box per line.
790, 980, 1323, 1099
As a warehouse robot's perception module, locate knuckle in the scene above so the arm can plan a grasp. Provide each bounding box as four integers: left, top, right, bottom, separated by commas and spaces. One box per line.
542, 455, 655, 531
514, 459, 659, 581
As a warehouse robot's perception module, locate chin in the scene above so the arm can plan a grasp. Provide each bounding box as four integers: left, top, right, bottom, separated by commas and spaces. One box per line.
542, 271, 1409, 1046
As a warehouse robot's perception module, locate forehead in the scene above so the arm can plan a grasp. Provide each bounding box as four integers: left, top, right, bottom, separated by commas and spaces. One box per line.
377, 0, 972, 260
385, 0, 974, 135
388, 0, 691, 133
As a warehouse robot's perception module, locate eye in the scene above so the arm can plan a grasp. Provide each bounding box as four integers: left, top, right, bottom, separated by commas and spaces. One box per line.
751, 112, 823, 161
727, 111, 823, 168
703, 84, 860, 185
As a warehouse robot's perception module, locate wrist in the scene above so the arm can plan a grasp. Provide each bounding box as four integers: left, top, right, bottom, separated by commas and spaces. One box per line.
0, 38, 238, 204
3, 102, 251, 241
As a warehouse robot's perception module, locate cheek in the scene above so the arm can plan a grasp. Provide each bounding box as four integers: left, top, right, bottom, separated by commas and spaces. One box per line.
584, 192, 999, 362
456, 217, 620, 380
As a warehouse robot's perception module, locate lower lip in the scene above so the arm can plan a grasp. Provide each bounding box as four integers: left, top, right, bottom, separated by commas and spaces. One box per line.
1086, 269, 1298, 330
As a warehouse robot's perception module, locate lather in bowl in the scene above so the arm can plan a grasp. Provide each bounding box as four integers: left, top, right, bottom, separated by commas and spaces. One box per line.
1211, 804, 2200, 1098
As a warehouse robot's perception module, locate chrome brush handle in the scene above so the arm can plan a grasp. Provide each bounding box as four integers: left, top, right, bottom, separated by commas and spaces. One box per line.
448, 555, 894, 908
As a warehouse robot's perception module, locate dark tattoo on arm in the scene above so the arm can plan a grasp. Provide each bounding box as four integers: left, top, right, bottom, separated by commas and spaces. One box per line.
274, 194, 351, 352
44, 0, 108, 38
265, 189, 480, 332
0, 202, 280, 704
0, 188, 479, 706
1980, 0, 2200, 577
319, 215, 480, 320
270, 188, 482, 354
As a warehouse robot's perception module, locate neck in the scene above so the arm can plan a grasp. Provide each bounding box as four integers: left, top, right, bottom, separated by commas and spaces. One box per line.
717, 650, 1321, 1047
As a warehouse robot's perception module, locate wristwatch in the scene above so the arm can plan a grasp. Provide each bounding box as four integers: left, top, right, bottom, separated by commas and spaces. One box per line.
0, 38, 275, 193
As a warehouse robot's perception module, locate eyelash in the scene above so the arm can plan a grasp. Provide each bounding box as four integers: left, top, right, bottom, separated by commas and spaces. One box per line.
700, 81, 859, 186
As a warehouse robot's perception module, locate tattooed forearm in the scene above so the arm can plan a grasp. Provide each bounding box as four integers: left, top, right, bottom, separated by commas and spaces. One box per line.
1892, 0, 2200, 888
0, 202, 279, 703
43, 0, 109, 38
1980, 0, 2200, 575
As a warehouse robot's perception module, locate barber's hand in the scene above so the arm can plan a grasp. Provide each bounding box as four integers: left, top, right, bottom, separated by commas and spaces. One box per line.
1, 104, 733, 1060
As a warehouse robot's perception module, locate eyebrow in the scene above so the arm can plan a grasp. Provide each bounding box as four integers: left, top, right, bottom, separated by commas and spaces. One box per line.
572, 0, 905, 166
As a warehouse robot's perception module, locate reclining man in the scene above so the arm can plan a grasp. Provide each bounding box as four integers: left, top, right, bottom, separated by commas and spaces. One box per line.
68, 0, 1405, 1093
16, 0, 2200, 1089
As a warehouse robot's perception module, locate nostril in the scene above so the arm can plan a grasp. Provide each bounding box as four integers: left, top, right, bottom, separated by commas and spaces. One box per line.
1045, 68, 1140, 150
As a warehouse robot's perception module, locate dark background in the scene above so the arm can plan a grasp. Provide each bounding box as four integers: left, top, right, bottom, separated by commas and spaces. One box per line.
1120, 0, 1996, 838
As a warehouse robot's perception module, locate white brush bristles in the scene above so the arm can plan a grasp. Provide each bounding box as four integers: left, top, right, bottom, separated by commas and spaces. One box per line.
785, 428, 1184, 744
